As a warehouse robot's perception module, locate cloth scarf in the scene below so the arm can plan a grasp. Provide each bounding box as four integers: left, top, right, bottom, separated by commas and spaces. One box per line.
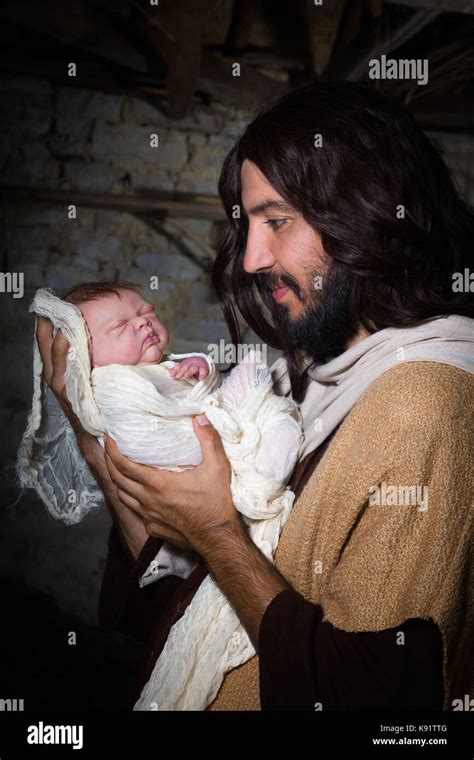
270, 314, 474, 461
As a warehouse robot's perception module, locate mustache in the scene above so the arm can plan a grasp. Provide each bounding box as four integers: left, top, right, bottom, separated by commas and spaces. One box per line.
257, 272, 303, 300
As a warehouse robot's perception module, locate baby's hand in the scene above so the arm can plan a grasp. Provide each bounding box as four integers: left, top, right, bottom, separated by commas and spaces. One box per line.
169, 356, 209, 381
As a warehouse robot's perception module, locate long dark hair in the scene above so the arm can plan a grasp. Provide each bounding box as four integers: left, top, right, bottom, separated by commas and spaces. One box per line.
211, 81, 474, 400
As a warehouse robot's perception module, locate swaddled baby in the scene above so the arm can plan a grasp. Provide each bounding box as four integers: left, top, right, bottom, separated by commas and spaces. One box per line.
60, 281, 302, 483
63, 280, 222, 471
18, 280, 303, 709
20, 281, 303, 580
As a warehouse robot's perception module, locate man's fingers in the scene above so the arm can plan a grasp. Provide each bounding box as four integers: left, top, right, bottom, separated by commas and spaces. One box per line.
36, 317, 54, 382
143, 517, 192, 550
116, 488, 144, 516
51, 329, 69, 369
104, 436, 174, 503
193, 415, 228, 465
36, 320, 72, 408
105, 436, 154, 483
105, 448, 147, 502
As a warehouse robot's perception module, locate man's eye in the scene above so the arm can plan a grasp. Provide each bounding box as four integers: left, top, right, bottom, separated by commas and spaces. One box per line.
264, 219, 286, 230
114, 321, 126, 329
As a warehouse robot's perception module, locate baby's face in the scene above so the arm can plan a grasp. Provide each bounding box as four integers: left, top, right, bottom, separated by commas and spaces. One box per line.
79, 289, 169, 368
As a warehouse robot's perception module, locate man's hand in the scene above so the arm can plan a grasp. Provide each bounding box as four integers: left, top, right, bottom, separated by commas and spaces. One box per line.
35, 316, 148, 560
36, 316, 106, 475
104, 414, 291, 648
36, 317, 73, 419
104, 415, 241, 553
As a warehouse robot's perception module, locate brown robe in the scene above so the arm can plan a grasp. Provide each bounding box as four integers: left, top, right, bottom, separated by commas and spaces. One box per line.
99, 362, 469, 710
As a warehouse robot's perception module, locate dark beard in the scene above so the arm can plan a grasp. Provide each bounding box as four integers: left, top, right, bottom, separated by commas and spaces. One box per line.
266, 265, 359, 365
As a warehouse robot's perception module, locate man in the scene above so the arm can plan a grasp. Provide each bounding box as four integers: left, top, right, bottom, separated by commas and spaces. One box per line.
37, 82, 474, 710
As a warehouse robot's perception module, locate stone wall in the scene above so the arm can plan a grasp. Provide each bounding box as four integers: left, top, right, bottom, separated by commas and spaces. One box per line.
1, 76, 473, 623
0, 76, 253, 622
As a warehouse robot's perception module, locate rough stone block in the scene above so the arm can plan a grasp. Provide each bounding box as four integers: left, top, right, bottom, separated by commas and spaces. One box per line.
13, 224, 59, 253
5, 146, 60, 184
130, 170, 175, 192
129, 97, 225, 134
55, 87, 123, 130
91, 122, 188, 173
0, 88, 52, 137
64, 160, 125, 192
45, 265, 105, 293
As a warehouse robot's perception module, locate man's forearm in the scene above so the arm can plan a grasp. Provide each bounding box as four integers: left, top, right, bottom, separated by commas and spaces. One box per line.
78, 432, 149, 561
195, 518, 292, 651
41, 333, 149, 562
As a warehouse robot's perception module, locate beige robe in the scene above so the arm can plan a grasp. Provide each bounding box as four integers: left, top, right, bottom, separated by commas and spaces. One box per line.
207, 361, 474, 710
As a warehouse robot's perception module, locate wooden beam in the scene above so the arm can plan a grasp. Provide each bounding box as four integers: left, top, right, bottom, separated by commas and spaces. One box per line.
201, 0, 237, 45
0, 0, 148, 72
0, 57, 129, 95
323, 6, 441, 81
238, 52, 305, 72
136, 0, 221, 118
0, 48, 284, 113
408, 91, 474, 131
0, 57, 205, 109
136, 213, 215, 273
225, 0, 256, 50
0, 185, 225, 221
303, 0, 347, 77
385, 0, 474, 14
198, 50, 287, 110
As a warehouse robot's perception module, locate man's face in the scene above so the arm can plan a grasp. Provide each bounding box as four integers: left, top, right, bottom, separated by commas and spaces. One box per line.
79, 289, 170, 368
240, 159, 358, 362
241, 159, 325, 321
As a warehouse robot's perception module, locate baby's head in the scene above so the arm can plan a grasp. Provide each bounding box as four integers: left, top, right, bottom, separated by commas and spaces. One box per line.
63, 281, 169, 368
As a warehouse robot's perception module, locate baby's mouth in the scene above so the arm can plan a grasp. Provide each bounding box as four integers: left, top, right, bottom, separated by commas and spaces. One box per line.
143, 330, 159, 346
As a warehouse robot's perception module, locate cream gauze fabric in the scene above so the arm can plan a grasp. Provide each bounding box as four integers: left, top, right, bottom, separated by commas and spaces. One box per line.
17, 288, 303, 710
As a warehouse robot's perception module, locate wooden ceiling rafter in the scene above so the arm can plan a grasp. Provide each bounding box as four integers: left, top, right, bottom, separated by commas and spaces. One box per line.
0, 0, 472, 136
0, 184, 225, 220
0, 0, 148, 73
385, 0, 474, 13
132, 0, 220, 118
322, 5, 442, 81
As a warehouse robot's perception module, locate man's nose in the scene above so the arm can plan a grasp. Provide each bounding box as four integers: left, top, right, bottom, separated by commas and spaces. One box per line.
242, 228, 276, 273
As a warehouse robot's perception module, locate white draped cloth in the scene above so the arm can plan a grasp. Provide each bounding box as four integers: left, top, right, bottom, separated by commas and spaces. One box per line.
16, 288, 303, 710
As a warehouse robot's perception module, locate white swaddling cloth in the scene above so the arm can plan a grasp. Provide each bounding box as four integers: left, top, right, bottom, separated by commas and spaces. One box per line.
17, 287, 303, 710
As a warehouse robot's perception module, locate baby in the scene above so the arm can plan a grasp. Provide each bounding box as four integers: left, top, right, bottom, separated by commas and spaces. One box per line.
19, 281, 303, 590
56, 281, 301, 482
20, 284, 305, 712
63, 280, 211, 381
